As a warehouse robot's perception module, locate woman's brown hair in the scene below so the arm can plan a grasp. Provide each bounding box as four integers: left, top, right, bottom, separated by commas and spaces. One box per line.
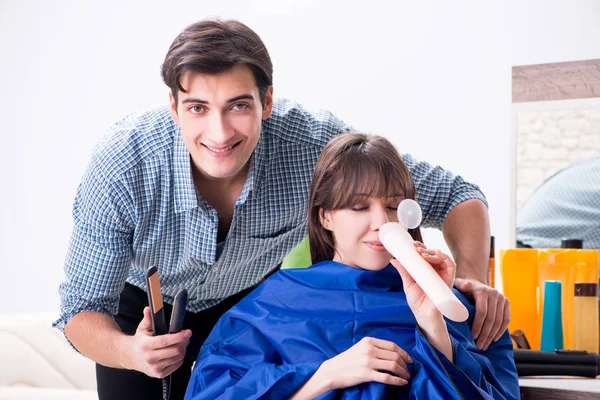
308, 133, 422, 264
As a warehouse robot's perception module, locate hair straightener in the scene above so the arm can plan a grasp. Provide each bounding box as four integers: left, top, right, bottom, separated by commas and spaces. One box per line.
146, 266, 188, 400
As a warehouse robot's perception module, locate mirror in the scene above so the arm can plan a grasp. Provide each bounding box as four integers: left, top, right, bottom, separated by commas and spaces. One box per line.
511, 59, 600, 249
514, 105, 600, 248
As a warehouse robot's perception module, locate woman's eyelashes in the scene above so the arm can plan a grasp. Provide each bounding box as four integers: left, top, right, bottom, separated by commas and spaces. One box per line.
349, 204, 398, 212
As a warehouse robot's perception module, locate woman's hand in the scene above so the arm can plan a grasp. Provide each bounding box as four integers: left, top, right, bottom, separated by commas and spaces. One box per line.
291, 337, 411, 399
390, 242, 455, 361
323, 337, 412, 389
390, 242, 456, 321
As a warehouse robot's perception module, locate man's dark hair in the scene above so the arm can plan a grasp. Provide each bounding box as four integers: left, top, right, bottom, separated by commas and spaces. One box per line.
161, 19, 273, 106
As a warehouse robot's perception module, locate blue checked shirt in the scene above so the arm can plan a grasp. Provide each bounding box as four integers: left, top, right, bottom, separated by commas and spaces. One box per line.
54, 98, 487, 333
517, 156, 600, 249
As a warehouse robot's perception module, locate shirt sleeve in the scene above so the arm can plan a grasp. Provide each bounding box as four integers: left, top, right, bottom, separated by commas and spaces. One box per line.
293, 103, 486, 230
412, 328, 520, 400
401, 153, 488, 229
185, 314, 320, 400
308, 103, 487, 230
53, 153, 135, 340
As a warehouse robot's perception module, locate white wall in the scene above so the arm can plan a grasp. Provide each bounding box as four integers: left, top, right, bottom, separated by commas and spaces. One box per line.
1, 0, 599, 313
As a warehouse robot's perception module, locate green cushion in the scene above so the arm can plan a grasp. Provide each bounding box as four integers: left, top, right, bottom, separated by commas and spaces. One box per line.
281, 237, 312, 269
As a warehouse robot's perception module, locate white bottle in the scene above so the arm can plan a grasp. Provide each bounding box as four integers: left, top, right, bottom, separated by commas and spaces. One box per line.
379, 199, 469, 322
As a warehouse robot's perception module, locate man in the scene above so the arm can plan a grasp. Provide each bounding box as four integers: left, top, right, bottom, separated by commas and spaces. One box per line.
55, 19, 509, 400
517, 156, 600, 249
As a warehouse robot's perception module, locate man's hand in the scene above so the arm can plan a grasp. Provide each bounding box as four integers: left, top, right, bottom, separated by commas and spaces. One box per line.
122, 306, 192, 378
454, 279, 510, 351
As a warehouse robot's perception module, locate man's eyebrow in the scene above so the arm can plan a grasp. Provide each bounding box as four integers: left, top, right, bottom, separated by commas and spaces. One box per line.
181, 98, 208, 104
227, 94, 254, 103
180, 94, 255, 105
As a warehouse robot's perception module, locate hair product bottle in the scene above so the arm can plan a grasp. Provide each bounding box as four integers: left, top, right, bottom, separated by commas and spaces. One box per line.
500, 249, 540, 349
488, 236, 495, 288
538, 249, 576, 349
573, 282, 599, 353
540, 280, 564, 352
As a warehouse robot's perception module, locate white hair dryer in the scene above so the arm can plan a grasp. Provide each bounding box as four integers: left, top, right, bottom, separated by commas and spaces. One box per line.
378, 199, 469, 322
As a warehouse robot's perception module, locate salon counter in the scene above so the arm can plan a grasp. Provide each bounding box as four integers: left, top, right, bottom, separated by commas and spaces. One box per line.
520, 377, 600, 399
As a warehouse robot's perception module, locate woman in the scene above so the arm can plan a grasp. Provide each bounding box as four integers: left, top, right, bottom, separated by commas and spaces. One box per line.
185, 133, 519, 399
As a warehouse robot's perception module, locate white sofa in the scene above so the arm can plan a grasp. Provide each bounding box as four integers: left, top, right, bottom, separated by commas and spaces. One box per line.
0, 313, 97, 399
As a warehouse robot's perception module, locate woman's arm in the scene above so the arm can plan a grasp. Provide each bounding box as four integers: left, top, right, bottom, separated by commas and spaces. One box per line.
414, 312, 453, 362
391, 246, 456, 362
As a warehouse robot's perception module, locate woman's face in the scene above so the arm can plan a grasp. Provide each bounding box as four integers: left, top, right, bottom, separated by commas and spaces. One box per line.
321, 196, 402, 270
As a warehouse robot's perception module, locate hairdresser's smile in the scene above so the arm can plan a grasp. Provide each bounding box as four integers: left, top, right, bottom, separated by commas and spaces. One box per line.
202, 140, 242, 158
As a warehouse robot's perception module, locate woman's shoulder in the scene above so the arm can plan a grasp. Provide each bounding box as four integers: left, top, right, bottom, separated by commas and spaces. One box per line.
452, 287, 475, 308
226, 267, 317, 312
447, 288, 478, 341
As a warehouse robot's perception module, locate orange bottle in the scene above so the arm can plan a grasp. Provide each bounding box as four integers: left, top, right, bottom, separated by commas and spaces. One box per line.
488, 236, 495, 288
501, 249, 540, 350
574, 249, 599, 283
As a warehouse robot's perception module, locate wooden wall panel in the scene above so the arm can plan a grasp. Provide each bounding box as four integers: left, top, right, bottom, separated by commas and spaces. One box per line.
513, 59, 600, 103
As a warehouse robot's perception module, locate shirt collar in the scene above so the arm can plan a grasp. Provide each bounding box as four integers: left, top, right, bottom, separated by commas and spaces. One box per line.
236, 127, 266, 206
173, 131, 197, 213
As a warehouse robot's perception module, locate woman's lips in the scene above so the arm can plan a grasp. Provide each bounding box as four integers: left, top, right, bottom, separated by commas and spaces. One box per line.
365, 241, 387, 252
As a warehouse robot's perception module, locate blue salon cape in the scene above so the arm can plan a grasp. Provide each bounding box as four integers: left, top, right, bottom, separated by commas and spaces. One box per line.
185, 262, 519, 399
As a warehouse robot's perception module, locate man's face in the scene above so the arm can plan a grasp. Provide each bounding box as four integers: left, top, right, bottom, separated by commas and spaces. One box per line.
170, 65, 273, 182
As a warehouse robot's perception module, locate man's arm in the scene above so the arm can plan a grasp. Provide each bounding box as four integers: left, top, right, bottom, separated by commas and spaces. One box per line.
442, 199, 490, 283
400, 152, 489, 281
65, 311, 131, 369
400, 154, 510, 351
443, 200, 510, 351
54, 151, 190, 377
65, 309, 191, 378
